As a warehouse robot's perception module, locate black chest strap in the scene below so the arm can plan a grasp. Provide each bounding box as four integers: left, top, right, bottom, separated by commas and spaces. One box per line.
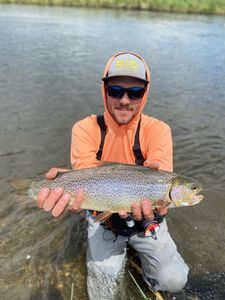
96, 115, 107, 161
96, 115, 144, 166
133, 117, 144, 166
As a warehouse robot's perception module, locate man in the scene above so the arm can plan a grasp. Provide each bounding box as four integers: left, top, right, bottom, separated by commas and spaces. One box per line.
38, 52, 189, 299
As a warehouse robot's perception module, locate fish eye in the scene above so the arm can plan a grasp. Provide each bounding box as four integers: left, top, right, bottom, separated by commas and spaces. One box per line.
191, 183, 198, 190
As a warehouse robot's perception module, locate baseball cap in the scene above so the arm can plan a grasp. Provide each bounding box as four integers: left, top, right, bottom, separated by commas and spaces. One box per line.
102, 53, 149, 83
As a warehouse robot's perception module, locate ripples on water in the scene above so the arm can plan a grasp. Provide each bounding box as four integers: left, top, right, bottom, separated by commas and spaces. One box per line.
0, 4, 225, 300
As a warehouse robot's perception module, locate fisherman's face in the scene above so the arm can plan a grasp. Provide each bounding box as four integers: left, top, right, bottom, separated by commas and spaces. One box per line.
106, 77, 145, 125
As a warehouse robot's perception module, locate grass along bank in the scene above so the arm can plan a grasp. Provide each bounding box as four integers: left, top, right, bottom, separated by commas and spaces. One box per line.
0, 0, 225, 15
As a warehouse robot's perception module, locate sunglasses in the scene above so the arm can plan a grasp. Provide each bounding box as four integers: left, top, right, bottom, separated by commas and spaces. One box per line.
106, 85, 145, 100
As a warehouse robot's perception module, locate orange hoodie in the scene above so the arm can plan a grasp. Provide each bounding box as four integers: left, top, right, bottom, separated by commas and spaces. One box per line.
71, 52, 173, 172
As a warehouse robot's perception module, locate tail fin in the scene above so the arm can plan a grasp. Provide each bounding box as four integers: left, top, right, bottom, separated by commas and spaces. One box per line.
8, 179, 33, 195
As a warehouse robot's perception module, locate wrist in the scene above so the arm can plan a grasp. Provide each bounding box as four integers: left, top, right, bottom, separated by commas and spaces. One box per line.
136, 210, 166, 239
153, 210, 166, 224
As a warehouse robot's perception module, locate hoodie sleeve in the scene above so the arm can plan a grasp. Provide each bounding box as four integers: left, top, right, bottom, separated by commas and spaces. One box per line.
70, 116, 101, 170
143, 119, 173, 172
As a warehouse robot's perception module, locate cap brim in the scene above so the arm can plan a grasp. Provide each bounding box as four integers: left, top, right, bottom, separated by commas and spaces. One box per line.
102, 74, 149, 84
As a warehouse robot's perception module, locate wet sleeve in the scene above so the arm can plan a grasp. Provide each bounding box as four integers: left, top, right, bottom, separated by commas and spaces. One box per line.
143, 122, 173, 172
70, 117, 101, 170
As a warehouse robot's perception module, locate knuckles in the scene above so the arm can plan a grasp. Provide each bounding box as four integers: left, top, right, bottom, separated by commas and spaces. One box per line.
131, 200, 154, 221
37, 187, 84, 217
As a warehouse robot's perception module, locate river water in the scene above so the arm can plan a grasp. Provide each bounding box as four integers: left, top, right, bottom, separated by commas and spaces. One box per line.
0, 4, 225, 300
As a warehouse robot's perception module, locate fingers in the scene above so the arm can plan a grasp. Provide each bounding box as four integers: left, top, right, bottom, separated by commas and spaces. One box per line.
131, 202, 142, 221
42, 187, 64, 212
144, 161, 160, 170
140, 200, 154, 220
37, 188, 85, 217
37, 187, 50, 208
45, 167, 70, 179
37, 186, 83, 218
52, 192, 71, 217
37, 167, 72, 217
68, 189, 85, 213
118, 209, 128, 219
131, 200, 154, 221
157, 206, 168, 216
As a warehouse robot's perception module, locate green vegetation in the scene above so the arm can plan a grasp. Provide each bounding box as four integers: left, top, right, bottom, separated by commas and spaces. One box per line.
1, 0, 225, 15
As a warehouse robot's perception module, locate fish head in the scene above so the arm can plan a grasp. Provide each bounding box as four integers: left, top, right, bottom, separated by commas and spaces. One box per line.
169, 176, 204, 207
27, 180, 47, 200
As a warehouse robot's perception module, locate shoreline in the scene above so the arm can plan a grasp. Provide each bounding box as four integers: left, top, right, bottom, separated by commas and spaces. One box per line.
0, 1, 225, 16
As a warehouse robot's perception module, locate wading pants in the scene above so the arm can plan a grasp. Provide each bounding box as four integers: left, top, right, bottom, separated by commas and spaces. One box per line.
86, 215, 189, 300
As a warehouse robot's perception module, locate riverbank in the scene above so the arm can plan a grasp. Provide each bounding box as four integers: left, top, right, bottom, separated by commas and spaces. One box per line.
0, 0, 225, 15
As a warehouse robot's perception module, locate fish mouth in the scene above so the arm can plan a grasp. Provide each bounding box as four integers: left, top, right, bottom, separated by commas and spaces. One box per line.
183, 188, 204, 206
188, 190, 204, 206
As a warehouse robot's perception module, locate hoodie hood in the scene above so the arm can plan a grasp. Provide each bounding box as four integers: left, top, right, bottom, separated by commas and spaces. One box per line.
101, 51, 150, 131
71, 52, 172, 170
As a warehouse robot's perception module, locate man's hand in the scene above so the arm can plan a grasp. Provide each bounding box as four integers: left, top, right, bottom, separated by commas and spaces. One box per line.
37, 167, 84, 217
118, 161, 168, 220
119, 200, 156, 221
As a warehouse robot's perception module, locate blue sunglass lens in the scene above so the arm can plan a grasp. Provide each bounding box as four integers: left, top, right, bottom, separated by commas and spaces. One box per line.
107, 86, 145, 100
107, 86, 124, 98
128, 87, 145, 99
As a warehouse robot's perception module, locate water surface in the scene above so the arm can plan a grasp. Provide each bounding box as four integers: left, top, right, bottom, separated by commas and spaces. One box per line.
0, 4, 225, 300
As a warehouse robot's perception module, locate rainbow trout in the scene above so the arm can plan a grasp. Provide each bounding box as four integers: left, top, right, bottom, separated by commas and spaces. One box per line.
27, 163, 203, 212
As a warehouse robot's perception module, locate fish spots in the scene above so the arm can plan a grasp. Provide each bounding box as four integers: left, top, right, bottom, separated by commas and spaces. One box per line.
28, 164, 202, 212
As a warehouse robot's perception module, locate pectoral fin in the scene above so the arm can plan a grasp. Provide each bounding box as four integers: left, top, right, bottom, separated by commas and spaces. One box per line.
94, 211, 112, 222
